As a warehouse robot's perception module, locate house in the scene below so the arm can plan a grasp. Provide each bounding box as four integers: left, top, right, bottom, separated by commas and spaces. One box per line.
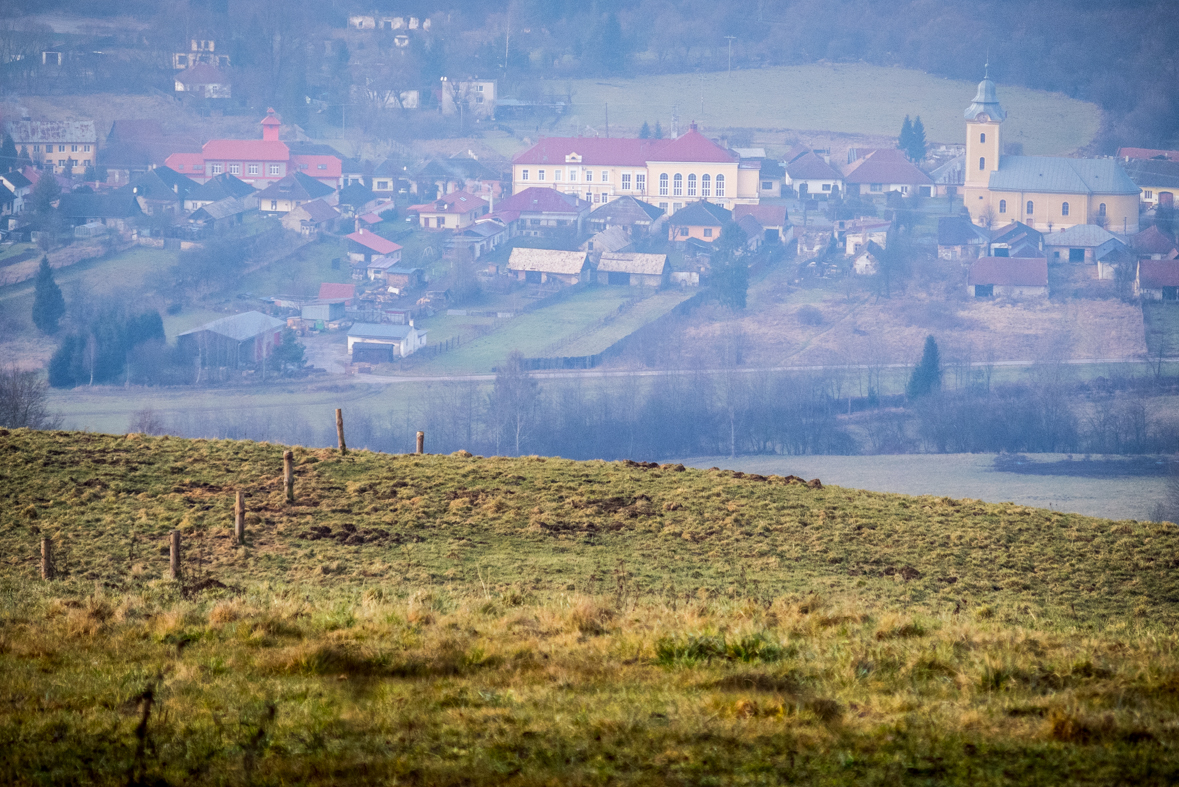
1131, 226, 1179, 261
318, 282, 357, 305
173, 37, 230, 70
6, 120, 97, 175
183, 173, 256, 211
1096, 242, 1137, 281
596, 252, 670, 287
586, 195, 665, 237
189, 196, 252, 229
286, 142, 345, 188
668, 200, 731, 243
511, 123, 757, 211
581, 225, 633, 256
937, 215, 989, 260
853, 241, 887, 275
1136, 260, 1179, 300
785, 151, 843, 197
838, 218, 891, 256
449, 219, 509, 260
0, 182, 16, 217
99, 120, 199, 187
347, 323, 428, 361
411, 156, 507, 201
257, 171, 335, 214
1120, 158, 1179, 209
369, 159, 403, 197
440, 77, 497, 119
507, 248, 590, 285
968, 257, 1049, 298
988, 221, 1044, 257
174, 64, 231, 99
407, 190, 488, 230
301, 300, 345, 323
123, 166, 199, 215
756, 159, 784, 198
346, 229, 402, 265
0, 170, 32, 213
491, 187, 592, 237
733, 203, 791, 244
56, 192, 142, 231
281, 199, 340, 236
962, 73, 1139, 233
842, 148, 934, 198
367, 262, 424, 289
337, 181, 377, 216
178, 311, 286, 368
796, 229, 834, 260
1043, 225, 1124, 264
929, 154, 965, 197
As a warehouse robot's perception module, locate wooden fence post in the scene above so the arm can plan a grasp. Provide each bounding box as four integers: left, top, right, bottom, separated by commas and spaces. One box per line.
416, 431, 425, 455
234, 491, 245, 544
169, 530, 181, 581
283, 450, 295, 502
41, 537, 54, 581
336, 408, 347, 455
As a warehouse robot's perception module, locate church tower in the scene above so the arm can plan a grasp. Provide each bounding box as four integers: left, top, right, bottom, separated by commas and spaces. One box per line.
963, 69, 1006, 223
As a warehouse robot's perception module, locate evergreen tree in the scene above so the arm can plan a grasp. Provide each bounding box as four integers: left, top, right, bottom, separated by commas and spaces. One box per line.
653, 121, 664, 139
17, 146, 32, 167
898, 116, 913, 154
29, 171, 61, 215
0, 133, 16, 171
712, 221, 749, 310
31, 257, 65, 334
271, 328, 306, 375
639, 121, 651, 139
908, 116, 927, 162
906, 335, 941, 398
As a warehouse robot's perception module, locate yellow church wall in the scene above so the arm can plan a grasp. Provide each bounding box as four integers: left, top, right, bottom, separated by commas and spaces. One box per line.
969, 188, 1139, 233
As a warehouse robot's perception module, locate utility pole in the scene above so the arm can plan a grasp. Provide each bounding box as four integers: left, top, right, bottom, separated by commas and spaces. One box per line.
725, 36, 736, 76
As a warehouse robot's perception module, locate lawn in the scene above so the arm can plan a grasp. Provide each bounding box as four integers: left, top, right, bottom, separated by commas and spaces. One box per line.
555, 63, 1101, 153
2, 429, 1179, 784
558, 289, 694, 357
1143, 301, 1179, 358
230, 239, 352, 300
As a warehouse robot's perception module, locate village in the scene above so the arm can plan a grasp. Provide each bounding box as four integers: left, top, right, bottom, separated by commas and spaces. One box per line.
2, 33, 1178, 382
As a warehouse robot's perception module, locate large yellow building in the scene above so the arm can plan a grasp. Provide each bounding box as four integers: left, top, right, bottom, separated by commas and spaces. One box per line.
963, 75, 1139, 234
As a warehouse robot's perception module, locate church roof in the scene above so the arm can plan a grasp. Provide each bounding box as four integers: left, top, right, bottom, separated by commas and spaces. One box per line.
964, 76, 1007, 123
988, 156, 1139, 196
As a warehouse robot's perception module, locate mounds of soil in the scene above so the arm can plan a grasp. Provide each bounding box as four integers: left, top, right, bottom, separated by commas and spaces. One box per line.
184, 577, 238, 596
619, 459, 661, 469
571, 494, 658, 518
297, 524, 405, 546
446, 488, 486, 504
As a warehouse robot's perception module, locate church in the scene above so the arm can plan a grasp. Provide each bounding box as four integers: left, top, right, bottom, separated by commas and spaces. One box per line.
963, 73, 1140, 234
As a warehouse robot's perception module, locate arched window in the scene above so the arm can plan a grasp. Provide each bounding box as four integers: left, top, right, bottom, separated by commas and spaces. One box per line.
1061, 202, 1070, 216
1099, 203, 1107, 216
715, 174, 725, 197
980, 132, 986, 143
687, 173, 697, 197
673, 173, 683, 197
979, 157, 986, 170
701, 174, 711, 197
999, 199, 1006, 214
1026, 200, 1034, 215
659, 173, 668, 196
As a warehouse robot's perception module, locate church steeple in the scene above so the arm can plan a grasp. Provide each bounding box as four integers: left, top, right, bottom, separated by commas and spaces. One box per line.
964, 66, 1003, 190
964, 67, 1007, 123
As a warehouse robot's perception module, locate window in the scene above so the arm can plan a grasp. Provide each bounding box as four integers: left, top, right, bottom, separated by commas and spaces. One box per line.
377, 180, 389, 189
522, 169, 529, 181
870, 183, 882, 193
822, 183, 832, 191
229, 164, 241, 175
703, 228, 713, 238
249, 164, 259, 175
715, 174, 725, 197
679, 228, 688, 237
58, 145, 65, 152
71, 145, 77, 152
211, 163, 223, 174
569, 169, 577, 182
762, 181, 773, 190
318, 163, 326, 170
268, 164, 280, 175
538, 169, 545, 181
1145, 190, 1153, 199
1061, 202, 1070, 216
586, 192, 592, 202
84, 145, 90, 153
621, 173, 631, 190
999, 199, 1007, 214
1099, 203, 1107, 216
32, 145, 38, 153
900, 186, 909, 194
270, 200, 278, 211
980, 132, 985, 143
673, 174, 683, 196
979, 157, 985, 170
1026, 200, 1034, 214
601, 171, 609, 182
659, 173, 669, 196
635, 173, 645, 192
554, 170, 562, 181
701, 174, 710, 197
659, 202, 668, 210
58, 159, 65, 167
687, 174, 696, 197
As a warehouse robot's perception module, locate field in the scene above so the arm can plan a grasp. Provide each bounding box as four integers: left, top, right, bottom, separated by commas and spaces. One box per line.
1144, 301, 1179, 358
2, 429, 1179, 784
554, 63, 1102, 154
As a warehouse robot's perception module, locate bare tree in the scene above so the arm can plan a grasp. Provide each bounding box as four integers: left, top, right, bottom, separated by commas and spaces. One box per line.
0, 367, 61, 429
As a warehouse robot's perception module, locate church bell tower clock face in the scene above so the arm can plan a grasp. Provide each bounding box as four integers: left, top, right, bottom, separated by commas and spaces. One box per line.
976, 114, 990, 123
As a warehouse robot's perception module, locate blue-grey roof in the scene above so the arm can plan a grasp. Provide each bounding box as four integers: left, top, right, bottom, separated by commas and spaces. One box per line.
964, 77, 1006, 122
179, 311, 285, 341
1043, 224, 1121, 248
348, 323, 415, 340
988, 156, 1139, 196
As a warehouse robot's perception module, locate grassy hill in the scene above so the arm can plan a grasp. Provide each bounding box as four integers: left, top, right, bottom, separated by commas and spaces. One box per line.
2, 428, 1178, 784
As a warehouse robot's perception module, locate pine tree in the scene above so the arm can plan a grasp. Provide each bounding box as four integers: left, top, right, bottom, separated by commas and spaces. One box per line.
29, 171, 61, 215
898, 116, 913, 155
909, 116, 927, 162
639, 121, 651, 139
0, 133, 16, 171
906, 335, 941, 399
653, 121, 664, 139
712, 221, 749, 310
32, 257, 66, 335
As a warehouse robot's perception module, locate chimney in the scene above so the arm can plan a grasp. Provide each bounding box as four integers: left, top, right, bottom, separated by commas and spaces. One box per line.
689, 122, 697, 132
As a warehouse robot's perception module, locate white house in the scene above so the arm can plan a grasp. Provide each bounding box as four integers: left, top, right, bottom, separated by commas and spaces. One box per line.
347, 322, 428, 361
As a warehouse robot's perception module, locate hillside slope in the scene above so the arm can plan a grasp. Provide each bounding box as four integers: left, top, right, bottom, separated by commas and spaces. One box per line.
1, 429, 1178, 784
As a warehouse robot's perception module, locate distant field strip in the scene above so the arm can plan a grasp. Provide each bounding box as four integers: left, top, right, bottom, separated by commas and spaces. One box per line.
556, 63, 1101, 154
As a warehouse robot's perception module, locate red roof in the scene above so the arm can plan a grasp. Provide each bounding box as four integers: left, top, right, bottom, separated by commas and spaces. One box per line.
843, 149, 933, 185
319, 282, 356, 301
646, 126, 737, 164
1131, 226, 1179, 257
359, 213, 381, 224
734, 203, 787, 227
166, 152, 206, 174
1140, 260, 1179, 288
292, 154, 341, 179
347, 230, 402, 255
968, 257, 1048, 287
1118, 147, 1179, 162
203, 139, 289, 162
407, 190, 488, 214
495, 186, 589, 215
513, 137, 667, 167
261, 109, 281, 127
